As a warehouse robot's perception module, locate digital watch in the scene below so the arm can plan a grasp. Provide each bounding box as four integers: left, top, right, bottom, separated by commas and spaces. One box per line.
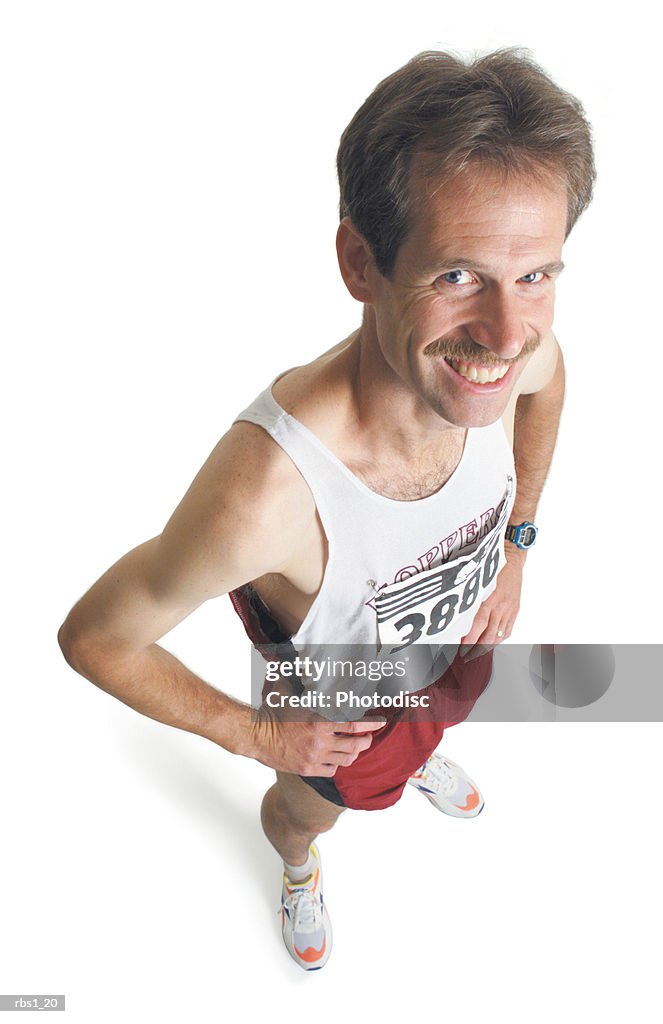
505, 521, 538, 550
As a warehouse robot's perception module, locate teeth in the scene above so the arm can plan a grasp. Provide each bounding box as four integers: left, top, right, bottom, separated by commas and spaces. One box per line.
446, 358, 509, 384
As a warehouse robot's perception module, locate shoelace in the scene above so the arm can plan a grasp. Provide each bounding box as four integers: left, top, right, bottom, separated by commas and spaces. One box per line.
419, 757, 457, 796
280, 883, 322, 930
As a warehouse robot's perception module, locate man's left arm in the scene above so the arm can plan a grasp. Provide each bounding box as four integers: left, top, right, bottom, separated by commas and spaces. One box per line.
459, 333, 565, 657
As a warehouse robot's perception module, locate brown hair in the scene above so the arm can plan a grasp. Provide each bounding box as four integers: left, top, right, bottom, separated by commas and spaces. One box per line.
337, 48, 596, 278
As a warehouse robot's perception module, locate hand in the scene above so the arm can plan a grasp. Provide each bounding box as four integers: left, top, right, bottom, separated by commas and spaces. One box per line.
246, 704, 387, 776
459, 555, 524, 662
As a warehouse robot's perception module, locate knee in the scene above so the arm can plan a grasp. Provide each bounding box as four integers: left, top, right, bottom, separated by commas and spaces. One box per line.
261, 782, 308, 835
260, 783, 284, 831
310, 813, 342, 837
261, 781, 342, 837
261, 783, 304, 836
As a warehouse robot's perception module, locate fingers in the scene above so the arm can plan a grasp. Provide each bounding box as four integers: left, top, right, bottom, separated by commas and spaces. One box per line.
320, 740, 375, 770
462, 642, 496, 663
259, 712, 388, 775
303, 720, 385, 773
329, 719, 387, 734
329, 732, 376, 757
323, 752, 361, 768
459, 605, 491, 653
300, 744, 366, 774
329, 734, 371, 752
460, 610, 511, 661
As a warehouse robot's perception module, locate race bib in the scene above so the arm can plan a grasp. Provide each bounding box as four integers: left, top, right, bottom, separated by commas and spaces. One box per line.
375, 477, 513, 658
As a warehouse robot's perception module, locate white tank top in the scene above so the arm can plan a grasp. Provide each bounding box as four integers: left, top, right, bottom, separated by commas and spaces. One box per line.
233, 378, 516, 658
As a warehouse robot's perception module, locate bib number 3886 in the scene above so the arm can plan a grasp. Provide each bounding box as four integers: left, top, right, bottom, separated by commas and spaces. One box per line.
377, 533, 501, 654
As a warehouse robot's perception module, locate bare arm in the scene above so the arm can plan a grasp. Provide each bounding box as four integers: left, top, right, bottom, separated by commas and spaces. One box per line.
58, 423, 382, 773
459, 332, 565, 654
58, 536, 255, 754
508, 334, 565, 567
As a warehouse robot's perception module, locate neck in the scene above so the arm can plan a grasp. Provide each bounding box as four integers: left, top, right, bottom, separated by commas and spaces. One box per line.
341, 307, 465, 463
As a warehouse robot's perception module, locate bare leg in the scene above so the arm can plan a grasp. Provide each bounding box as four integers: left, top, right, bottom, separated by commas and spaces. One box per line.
261, 771, 345, 866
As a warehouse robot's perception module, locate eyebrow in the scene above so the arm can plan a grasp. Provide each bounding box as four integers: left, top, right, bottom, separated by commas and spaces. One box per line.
423, 257, 566, 277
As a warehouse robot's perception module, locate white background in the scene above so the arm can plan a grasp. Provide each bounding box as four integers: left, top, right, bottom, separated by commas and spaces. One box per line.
1, 1, 661, 1021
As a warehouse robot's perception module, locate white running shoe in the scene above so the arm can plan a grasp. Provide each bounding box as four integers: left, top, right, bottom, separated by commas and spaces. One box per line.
408, 751, 484, 817
279, 843, 332, 970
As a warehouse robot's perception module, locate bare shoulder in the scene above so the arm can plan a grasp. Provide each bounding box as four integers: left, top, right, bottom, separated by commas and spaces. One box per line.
153, 420, 316, 602
514, 330, 561, 396
58, 422, 316, 661
501, 331, 562, 444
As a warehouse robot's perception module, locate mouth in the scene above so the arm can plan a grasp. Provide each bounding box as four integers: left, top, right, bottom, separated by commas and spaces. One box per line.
442, 356, 514, 392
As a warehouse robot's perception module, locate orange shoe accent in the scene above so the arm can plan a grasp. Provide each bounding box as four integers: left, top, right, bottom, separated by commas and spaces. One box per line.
295, 936, 327, 963
458, 788, 480, 811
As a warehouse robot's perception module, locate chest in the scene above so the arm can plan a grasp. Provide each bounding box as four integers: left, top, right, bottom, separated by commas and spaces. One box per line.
252, 404, 516, 636
346, 431, 467, 502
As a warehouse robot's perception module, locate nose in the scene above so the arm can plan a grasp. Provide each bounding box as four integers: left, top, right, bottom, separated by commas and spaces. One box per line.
465, 288, 531, 361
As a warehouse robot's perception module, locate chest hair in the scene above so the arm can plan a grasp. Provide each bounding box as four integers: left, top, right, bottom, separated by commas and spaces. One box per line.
349, 434, 466, 501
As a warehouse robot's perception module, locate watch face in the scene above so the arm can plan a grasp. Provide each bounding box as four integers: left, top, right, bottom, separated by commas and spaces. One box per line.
507, 523, 537, 547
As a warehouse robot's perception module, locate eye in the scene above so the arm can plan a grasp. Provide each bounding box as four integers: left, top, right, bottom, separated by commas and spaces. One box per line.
519, 272, 545, 284
439, 269, 476, 286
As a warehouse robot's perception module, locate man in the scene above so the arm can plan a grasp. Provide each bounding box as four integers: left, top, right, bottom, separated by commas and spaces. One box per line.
58, 48, 595, 970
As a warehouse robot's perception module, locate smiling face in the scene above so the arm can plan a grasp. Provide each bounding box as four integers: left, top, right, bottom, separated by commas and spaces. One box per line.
364, 161, 568, 427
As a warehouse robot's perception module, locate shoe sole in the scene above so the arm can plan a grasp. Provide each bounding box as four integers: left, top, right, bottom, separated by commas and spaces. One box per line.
424, 793, 485, 818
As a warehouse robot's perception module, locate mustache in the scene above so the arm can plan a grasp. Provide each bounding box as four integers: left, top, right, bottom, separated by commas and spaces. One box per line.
423, 335, 540, 365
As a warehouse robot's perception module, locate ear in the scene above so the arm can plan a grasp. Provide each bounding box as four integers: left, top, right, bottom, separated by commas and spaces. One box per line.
335, 217, 378, 303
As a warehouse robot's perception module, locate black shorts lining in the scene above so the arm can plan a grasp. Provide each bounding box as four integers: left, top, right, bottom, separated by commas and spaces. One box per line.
299, 774, 346, 807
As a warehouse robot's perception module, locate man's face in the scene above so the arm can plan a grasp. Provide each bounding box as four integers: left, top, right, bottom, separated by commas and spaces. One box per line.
366, 162, 568, 428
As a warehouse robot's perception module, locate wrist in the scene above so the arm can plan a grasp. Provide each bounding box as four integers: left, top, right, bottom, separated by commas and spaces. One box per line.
504, 544, 528, 568
206, 696, 256, 758
505, 519, 538, 553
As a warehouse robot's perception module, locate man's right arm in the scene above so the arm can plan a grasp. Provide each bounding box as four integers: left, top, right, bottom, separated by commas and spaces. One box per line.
57, 422, 381, 775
